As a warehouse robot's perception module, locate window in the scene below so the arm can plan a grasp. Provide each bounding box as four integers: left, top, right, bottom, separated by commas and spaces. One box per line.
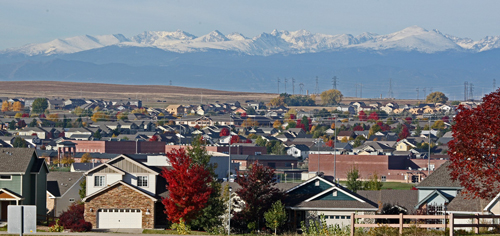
255, 152, 261, 155
341, 216, 346, 219
94, 176, 105, 187
69, 198, 75, 202
0, 175, 12, 180
315, 180, 320, 186
332, 190, 337, 197
381, 176, 387, 182
138, 176, 148, 187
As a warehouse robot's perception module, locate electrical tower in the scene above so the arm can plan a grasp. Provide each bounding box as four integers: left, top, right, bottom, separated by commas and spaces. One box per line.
277, 77, 280, 94
355, 84, 358, 97
423, 87, 427, 100
284, 78, 288, 94
464, 81, 468, 101
416, 87, 419, 100
169, 80, 172, 86
332, 76, 338, 90
388, 78, 394, 99
469, 83, 474, 101
429, 87, 433, 93
315, 76, 319, 95
292, 78, 295, 95
360, 84, 363, 98
299, 83, 304, 94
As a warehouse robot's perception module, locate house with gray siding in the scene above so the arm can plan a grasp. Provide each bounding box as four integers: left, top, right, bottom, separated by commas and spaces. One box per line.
47, 172, 85, 217
0, 148, 48, 221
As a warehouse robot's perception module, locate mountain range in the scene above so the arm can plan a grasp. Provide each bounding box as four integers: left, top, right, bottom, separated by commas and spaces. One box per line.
0, 26, 498, 99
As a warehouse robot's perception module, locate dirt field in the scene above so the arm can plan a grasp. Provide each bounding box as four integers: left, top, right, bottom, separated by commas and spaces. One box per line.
0, 81, 277, 107
0, 81, 420, 108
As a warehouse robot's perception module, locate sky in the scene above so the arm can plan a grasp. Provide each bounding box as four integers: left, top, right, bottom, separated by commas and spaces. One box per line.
1, 0, 500, 50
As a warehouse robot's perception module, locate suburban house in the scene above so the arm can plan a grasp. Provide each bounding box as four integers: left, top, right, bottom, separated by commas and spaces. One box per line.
47, 172, 85, 217
82, 154, 167, 229
0, 148, 48, 221
286, 144, 310, 159
284, 175, 378, 228
231, 154, 298, 170
166, 105, 185, 116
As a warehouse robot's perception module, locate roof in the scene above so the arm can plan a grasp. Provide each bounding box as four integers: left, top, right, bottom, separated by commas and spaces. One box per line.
246, 155, 298, 161
47, 172, 84, 197
290, 200, 377, 210
0, 148, 36, 173
82, 180, 158, 202
71, 162, 103, 172
357, 190, 419, 213
417, 161, 462, 188
447, 192, 492, 213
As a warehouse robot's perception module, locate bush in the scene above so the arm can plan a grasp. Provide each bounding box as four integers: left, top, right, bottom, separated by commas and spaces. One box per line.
48, 219, 64, 232
58, 203, 92, 232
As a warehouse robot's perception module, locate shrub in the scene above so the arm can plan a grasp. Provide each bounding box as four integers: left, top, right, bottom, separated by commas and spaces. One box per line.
58, 203, 92, 232
48, 219, 64, 232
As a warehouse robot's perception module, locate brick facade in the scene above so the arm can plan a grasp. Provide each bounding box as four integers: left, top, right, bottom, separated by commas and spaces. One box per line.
165, 145, 267, 155
73, 140, 165, 154
46, 192, 55, 217
84, 184, 156, 229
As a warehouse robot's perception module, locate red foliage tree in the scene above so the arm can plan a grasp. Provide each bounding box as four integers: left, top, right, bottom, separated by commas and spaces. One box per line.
398, 126, 410, 140
58, 203, 92, 232
40, 114, 46, 118
161, 148, 212, 224
149, 135, 159, 142
232, 161, 285, 231
230, 135, 240, 144
358, 111, 368, 121
325, 139, 335, 147
368, 112, 379, 121
353, 125, 364, 131
59, 131, 65, 138
289, 114, 296, 120
219, 128, 230, 137
405, 117, 413, 124
22, 113, 29, 118
449, 89, 500, 199
241, 112, 247, 118
194, 124, 201, 130
441, 116, 450, 123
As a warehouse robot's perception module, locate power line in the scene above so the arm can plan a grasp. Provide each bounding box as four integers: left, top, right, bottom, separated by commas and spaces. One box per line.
284, 78, 288, 94
332, 76, 338, 90
423, 87, 427, 99
360, 83, 363, 98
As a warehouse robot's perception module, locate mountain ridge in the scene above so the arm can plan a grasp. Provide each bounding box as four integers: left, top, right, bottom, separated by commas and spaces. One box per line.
3, 26, 500, 56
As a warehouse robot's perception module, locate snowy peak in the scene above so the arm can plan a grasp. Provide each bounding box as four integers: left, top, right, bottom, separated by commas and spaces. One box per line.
4, 26, 500, 56
194, 30, 229, 42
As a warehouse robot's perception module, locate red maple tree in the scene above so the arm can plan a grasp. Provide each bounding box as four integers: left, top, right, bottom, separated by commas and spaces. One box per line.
358, 111, 368, 121
232, 161, 284, 231
398, 126, 410, 140
326, 139, 335, 147
230, 135, 240, 144
353, 125, 364, 131
448, 89, 500, 199
219, 128, 230, 137
405, 117, 413, 124
368, 112, 379, 121
161, 148, 212, 223
149, 135, 158, 142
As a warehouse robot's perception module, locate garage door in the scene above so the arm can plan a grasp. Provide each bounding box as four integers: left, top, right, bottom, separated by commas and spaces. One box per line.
97, 209, 142, 228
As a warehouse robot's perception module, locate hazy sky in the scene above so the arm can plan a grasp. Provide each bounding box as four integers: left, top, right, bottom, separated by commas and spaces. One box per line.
1, 0, 500, 50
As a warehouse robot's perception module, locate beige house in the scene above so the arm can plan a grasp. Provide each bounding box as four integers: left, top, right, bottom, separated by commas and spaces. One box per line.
166, 105, 185, 116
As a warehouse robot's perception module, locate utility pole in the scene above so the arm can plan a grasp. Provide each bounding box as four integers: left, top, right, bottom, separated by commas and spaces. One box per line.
333, 119, 337, 181
169, 80, 172, 86
360, 84, 363, 98
332, 76, 338, 90
227, 116, 232, 236
355, 84, 358, 98
292, 78, 295, 95
315, 76, 319, 95
416, 87, 419, 100
428, 118, 431, 176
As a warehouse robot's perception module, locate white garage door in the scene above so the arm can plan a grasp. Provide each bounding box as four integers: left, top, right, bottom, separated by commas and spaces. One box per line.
97, 209, 142, 228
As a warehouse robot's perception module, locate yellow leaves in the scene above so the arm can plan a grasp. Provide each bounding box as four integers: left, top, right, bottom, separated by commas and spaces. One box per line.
273, 120, 282, 129
320, 89, 343, 105
242, 118, 259, 127
48, 114, 59, 122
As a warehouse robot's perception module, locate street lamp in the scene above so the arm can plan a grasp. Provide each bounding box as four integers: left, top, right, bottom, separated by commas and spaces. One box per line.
228, 186, 232, 235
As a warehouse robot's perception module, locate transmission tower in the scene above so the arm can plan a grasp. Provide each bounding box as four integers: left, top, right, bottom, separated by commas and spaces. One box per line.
360, 84, 363, 98
469, 83, 474, 101
315, 76, 319, 95
464, 81, 468, 101
355, 84, 358, 97
388, 78, 394, 99
299, 83, 304, 94
169, 80, 172, 86
332, 76, 338, 90
277, 77, 280, 94
284, 78, 288, 94
292, 78, 295, 95
416, 87, 419, 100
423, 87, 427, 99
429, 87, 433, 93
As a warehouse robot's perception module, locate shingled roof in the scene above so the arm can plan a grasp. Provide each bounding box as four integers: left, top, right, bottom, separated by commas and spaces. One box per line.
358, 190, 419, 213
0, 148, 36, 173
417, 161, 462, 188
446, 192, 492, 213
47, 172, 84, 197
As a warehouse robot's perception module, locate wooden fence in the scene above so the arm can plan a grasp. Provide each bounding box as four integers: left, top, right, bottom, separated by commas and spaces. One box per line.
350, 213, 500, 236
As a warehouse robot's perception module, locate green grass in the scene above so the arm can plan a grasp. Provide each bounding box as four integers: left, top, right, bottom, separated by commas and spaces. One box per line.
338, 181, 415, 190
142, 229, 210, 235
0, 225, 7, 231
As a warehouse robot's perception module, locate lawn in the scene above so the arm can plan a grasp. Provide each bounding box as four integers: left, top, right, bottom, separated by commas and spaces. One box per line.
0, 225, 6, 231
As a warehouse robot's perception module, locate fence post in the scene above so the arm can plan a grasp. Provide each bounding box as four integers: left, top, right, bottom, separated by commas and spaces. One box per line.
474, 214, 479, 234
399, 213, 403, 235
350, 213, 355, 236
449, 213, 454, 236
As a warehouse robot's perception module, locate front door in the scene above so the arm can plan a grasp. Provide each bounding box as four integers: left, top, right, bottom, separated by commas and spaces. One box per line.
0, 201, 9, 220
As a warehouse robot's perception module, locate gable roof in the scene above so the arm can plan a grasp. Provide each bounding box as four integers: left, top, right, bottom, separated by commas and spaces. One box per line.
446, 192, 492, 213
358, 190, 418, 213
414, 189, 452, 209
85, 154, 159, 175
417, 161, 462, 188
82, 180, 157, 202
47, 172, 85, 197
0, 188, 24, 200
0, 148, 36, 173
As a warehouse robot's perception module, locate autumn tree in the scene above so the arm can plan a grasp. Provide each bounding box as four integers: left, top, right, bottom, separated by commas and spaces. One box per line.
12, 101, 23, 111
32, 98, 48, 114
219, 128, 230, 137
431, 120, 446, 130
1, 101, 9, 112
232, 161, 285, 232
91, 111, 109, 122
81, 153, 92, 163
273, 120, 282, 130
358, 111, 368, 121
448, 89, 500, 199
320, 89, 343, 105
301, 116, 310, 132
367, 112, 379, 121
161, 148, 212, 224
398, 126, 410, 140
284, 109, 297, 121
426, 91, 449, 104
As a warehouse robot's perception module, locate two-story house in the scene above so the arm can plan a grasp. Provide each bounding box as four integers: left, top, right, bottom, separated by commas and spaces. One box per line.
82, 154, 167, 229
0, 148, 48, 221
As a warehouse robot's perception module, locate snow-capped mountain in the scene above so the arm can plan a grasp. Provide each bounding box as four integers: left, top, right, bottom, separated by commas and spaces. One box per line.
3, 26, 500, 56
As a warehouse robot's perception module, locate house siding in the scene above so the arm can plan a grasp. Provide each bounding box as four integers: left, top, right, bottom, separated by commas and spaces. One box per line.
290, 181, 332, 195
0, 175, 22, 194
36, 169, 47, 216
316, 191, 355, 201
54, 177, 84, 217
84, 184, 155, 229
